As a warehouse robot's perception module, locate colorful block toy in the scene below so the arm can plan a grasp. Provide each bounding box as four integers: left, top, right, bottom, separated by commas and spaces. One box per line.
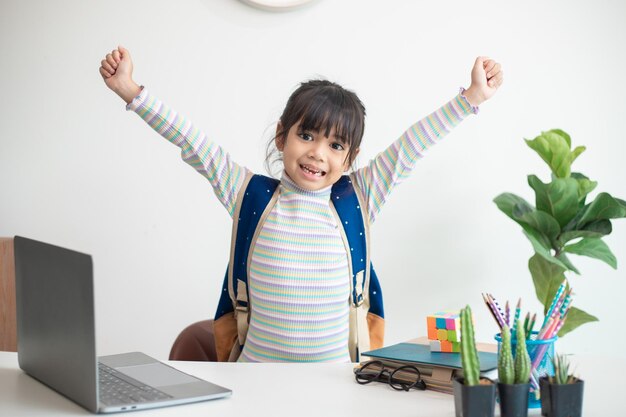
427, 311, 461, 352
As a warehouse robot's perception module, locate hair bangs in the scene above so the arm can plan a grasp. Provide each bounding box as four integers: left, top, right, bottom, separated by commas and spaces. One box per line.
298, 89, 363, 150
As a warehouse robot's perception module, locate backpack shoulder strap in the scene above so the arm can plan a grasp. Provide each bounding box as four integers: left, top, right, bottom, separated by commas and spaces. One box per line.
330, 175, 370, 307
331, 174, 385, 361
228, 174, 280, 347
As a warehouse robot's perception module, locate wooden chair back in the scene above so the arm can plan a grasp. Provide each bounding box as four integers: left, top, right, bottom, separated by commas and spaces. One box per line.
0, 238, 17, 352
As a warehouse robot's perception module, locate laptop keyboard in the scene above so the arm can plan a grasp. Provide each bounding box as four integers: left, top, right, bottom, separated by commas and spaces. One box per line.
98, 363, 173, 406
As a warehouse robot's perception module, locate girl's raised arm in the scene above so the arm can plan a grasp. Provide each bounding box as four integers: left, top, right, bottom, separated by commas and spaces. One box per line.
99, 47, 248, 217
353, 57, 503, 224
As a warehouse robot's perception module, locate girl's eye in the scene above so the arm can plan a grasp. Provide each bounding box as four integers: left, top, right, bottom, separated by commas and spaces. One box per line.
331, 143, 345, 151
299, 132, 313, 141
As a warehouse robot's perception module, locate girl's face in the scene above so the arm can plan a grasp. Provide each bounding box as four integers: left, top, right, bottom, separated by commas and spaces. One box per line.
276, 121, 358, 191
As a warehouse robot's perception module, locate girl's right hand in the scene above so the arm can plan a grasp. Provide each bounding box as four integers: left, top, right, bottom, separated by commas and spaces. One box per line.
99, 46, 141, 104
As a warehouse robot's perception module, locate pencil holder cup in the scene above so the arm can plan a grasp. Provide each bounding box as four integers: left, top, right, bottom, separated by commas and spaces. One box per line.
495, 331, 557, 409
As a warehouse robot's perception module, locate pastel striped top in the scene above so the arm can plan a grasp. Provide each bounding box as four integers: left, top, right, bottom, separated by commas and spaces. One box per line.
127, 87, 477, 362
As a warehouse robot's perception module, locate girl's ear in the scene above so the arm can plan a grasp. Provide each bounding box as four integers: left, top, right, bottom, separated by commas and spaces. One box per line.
275, 121, 285, 151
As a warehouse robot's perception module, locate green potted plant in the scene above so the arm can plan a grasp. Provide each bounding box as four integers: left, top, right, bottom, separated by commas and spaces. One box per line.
539, 354, 584, 417
497, 323, 531, 417
453, 305, 496, 417
494, 129, 626, 336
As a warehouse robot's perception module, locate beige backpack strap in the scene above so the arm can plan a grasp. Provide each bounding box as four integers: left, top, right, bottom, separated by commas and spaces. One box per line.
226, 171, 253, 359
228, 171, 254, 306
348, 269, 371, 362
331, 174, 375, 362
229, 173, 281, 356
235, 279, 249, 346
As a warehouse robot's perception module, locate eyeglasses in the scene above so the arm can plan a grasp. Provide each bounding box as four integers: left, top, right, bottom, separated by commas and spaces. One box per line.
354, 360, 427, 392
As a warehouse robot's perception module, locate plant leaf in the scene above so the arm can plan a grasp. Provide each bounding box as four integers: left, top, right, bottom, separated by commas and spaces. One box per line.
528, 175, 579, 228
496, 192, 561, 248
558, 219, 612, 244
583, 219, 614, 234
522, 224, 550, 250
564, 237, 618, 269
525, 131, 572, 178
555, 252, 580, 274
577, 192, 626, 227
494, 193, 567, 267
556, 307, 598, 337
493, 193, 535, 226
570, 172, 597, 205
513, 205, 561, 247
524, 228, 568, 270
528, 254, 566, 312
570, 146, 586, 164
547, 129, 571, 147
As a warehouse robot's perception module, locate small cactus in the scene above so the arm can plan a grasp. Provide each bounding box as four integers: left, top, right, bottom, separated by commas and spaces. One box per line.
498, 320, 532, 385
498, 326, 515, 384
460, 305, 480, 386
514, 323, 531, 384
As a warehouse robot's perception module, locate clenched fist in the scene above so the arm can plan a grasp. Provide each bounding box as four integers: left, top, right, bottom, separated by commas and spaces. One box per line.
99, 46, 141, 104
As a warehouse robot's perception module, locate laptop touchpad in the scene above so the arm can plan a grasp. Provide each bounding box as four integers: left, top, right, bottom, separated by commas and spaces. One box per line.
117, 363, 199, 387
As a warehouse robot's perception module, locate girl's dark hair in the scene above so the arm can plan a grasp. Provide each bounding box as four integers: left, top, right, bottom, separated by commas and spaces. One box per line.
265, 79, 366, 176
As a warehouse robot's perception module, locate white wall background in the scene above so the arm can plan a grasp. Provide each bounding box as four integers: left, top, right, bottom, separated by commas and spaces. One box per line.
1, 0, 625, 359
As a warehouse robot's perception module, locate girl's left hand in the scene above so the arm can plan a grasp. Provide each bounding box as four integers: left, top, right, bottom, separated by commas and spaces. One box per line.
464, 56, 503, 107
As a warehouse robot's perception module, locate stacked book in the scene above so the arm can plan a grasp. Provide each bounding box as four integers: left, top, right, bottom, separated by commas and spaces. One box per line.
360, 338, 498, 394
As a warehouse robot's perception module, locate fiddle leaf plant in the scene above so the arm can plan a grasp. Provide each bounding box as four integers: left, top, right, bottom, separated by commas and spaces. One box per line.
494, 129, 626, 337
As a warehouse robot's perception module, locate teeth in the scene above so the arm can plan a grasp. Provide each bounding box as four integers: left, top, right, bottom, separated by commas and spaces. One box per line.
302, 165, 323, 176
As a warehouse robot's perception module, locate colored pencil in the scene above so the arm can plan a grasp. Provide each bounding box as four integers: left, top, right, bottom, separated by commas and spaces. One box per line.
513, 298, 521, 333
559, 288, 573, 316
527, 313, 537, 340
505, 300, 510, 327
530, 286, 575, 383
482, 293, 504, 328
542, 280, 567, 328
488, 293, 507, 327
552, 310, 570, 336
523, 312, 530, 335
537, 317, 553, 340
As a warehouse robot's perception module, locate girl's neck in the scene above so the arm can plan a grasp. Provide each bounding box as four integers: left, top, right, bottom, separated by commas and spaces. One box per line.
280, 171, 333, 199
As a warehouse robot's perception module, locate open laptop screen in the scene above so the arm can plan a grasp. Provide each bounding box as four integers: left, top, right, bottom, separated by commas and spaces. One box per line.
14, 236, 99, 412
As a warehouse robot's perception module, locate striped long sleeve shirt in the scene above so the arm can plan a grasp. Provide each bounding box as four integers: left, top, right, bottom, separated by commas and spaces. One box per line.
127, 87, 477, 362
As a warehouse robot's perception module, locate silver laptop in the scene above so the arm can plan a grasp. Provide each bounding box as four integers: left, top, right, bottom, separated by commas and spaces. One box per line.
14, 236, 232, 413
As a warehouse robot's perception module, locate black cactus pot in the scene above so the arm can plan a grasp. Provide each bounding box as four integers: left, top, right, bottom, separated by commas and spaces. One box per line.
539, 376, 584, 417
453, 377, 496, 417
497, 382, 530, 417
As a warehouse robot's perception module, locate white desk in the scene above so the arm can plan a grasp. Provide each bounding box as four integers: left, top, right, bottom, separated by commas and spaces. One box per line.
0, 351, 619, 416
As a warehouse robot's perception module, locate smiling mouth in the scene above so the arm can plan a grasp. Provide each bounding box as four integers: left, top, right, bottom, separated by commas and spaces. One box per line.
300, 164, 326, 177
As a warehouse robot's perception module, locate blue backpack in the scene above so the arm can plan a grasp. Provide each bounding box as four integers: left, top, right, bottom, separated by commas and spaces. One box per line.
213, 173, 384, 362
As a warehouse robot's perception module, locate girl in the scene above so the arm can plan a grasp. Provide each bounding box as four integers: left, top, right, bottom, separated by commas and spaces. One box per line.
99, 46, 503, 363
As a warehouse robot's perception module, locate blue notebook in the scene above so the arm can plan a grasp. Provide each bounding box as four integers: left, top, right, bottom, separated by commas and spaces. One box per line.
362, 342, 498, 372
